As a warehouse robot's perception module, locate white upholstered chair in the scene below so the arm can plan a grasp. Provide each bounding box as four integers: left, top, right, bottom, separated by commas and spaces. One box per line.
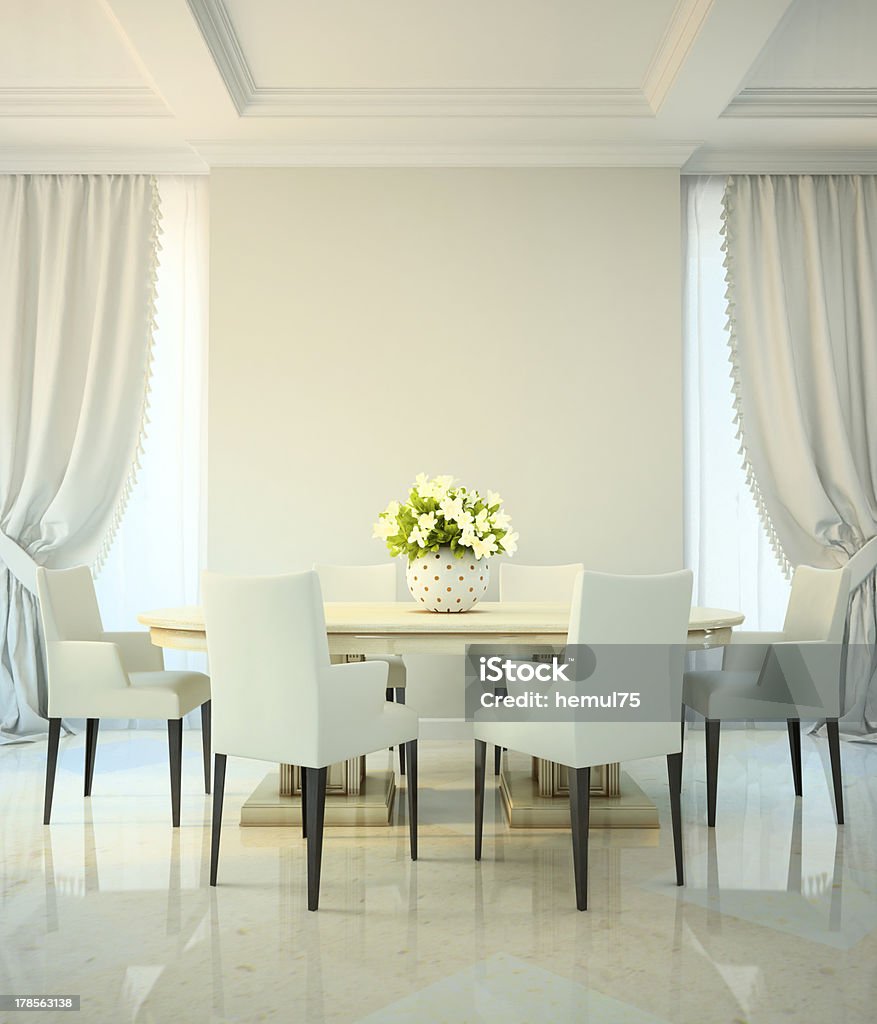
37, 566, 212, 827
492, 562, 584, 775
683, 564, 851, 826
202, 570, 418, 911
475, 569, 693, 910
499, 562, 585, 603
314, 563, 409, 774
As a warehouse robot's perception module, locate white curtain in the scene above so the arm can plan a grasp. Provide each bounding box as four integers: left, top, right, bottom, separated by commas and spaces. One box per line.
0, 175, 160, 741
94, 176, 209, 725
722, 174, 877, 738
683, 176, 791, 634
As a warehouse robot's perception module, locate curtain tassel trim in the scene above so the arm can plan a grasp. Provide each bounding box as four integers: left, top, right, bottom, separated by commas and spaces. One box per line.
721, 177, 792, 580
93, 176, 163, 576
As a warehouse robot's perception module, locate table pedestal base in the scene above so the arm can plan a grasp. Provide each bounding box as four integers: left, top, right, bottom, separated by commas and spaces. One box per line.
500, 764, 659, 828
240, 769, 396, 827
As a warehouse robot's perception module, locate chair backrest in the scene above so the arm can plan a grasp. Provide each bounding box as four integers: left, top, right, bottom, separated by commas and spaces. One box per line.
313, 563, 397, 602
499, 562, 584, 602
202, 570, 331, 764
560, 570, 693, 766
36, 566, 103, 642
783, 565, 851, 642
568, 569, 693, 646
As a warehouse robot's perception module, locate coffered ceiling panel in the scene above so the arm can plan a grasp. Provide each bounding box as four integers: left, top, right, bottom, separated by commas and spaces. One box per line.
0, 0, 168, 116
724, 0, 877, 117
222, 0, 676, 89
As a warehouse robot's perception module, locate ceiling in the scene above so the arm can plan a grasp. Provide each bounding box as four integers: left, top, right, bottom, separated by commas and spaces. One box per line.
1, 0, 875, 172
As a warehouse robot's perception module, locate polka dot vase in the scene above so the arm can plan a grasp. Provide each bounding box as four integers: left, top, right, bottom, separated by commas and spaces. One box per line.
406, 546, 490, 612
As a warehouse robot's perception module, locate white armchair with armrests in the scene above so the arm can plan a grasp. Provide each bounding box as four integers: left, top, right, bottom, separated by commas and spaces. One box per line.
37, 566, 211, 827
683, 564, 851, 826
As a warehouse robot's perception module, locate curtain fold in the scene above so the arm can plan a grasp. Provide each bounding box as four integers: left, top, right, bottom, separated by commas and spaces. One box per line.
723, 174, 877, 738
0, 174, 159, 741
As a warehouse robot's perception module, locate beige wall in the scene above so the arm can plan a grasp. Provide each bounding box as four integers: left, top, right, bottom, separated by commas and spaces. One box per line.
208, 167, 682, 723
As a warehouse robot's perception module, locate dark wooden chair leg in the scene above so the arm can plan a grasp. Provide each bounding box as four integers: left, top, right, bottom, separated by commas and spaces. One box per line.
387, 688, 394, 752
300, 767, 307, 839
210, 753, 227, 886
201, 701, 212, 794
168, 718, 183, 828
568, 766, 590, 911
475, 740, 487, 860
787, 718, 802, 797
44, 718, 62, 825
405, 739, 417, 860
396, 688, 407, 776
306, 767, 328, 911
494, 745, 502, 776
826, 718, 844, 825
705, 719, 720, 828
84, 718, 99, 797
667, 752, 684, 886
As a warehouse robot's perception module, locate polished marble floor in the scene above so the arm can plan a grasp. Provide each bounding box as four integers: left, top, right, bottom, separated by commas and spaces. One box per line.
1, 728, 875, 1023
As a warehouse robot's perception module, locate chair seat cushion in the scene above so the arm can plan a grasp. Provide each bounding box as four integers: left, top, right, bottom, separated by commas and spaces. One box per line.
120, 671, 211, 719
317, 700, 418, 766
683, 670, 799, 720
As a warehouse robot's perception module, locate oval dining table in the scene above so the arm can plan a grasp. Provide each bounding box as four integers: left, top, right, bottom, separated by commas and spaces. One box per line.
138, 602, 744, 829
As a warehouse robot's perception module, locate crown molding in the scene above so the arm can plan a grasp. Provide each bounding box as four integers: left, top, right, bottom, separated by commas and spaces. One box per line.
642, 0, 715, 113
0, 86, 169, 118
193, 139, 700, 168
237, 86, 653, 119
0, 146, 209, 173
723, 88, 877, 118
683, 147, 877, 173
186, 0, 654, 118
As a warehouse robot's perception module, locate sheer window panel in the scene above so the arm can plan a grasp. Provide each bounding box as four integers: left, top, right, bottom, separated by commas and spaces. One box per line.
94, 176, 208, 727
683, 175, 790, 636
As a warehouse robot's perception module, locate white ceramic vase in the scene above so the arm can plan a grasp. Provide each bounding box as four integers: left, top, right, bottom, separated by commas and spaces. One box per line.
406, 546, 490, 612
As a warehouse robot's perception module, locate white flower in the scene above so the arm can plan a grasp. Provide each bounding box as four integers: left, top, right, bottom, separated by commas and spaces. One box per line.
418, 511, 437, 532
408, 526, 429, 549
455, 509, 474, 530
440, 494, 465, 523
459, 527, 477, 549
485, 490, 503, 509
475, 509, 492, 535
433, 475, 455, 496
491, 508, 512, 531
499, 530, 519, 556
414, 473, 430, 492
373, 518, 396, 541
471, 533, 498, 559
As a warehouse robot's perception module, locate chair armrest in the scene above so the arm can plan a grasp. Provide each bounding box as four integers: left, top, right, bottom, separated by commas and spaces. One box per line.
320, 659, 388, 719
102, 631, 164, 672
722, 631, 786, 672
46, 641, 129, 713
756, 640, 842, 716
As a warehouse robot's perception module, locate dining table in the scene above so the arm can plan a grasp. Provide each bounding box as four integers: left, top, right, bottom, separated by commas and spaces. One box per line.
138, 602, 744, 829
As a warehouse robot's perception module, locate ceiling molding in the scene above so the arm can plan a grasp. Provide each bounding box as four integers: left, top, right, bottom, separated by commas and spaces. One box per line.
0, 146, 209, 173
0, 86, 169, 118
723, 88, 877, 118
683, 147, 877, 173
642, 0, 716, 113
186, 0, 654, 118
192, 139, 700, 168
238, 87, 653, 119
185, 0, 253, 113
